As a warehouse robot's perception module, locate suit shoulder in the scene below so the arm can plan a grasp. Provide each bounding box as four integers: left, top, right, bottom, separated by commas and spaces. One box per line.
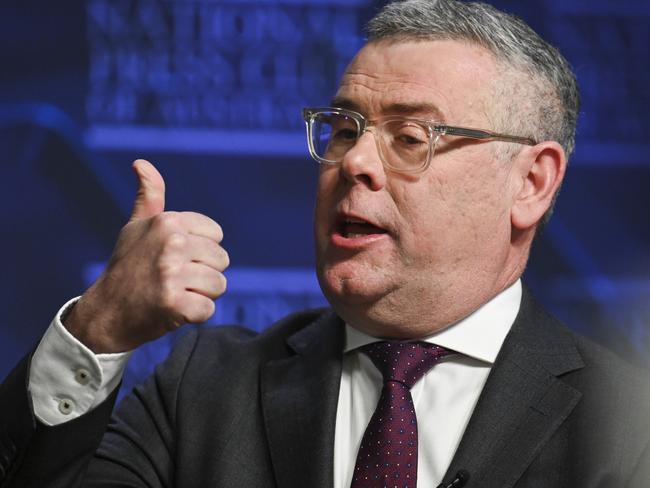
517, 288, 650, 405
195, 307, 332, 349
140, 308, 336, 416
520, 288, 650, 387
165, 307, 335, 373
570, 331, 650, 390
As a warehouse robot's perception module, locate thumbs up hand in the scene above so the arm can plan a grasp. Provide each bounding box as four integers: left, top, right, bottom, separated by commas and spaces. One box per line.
130, 158, 166, 221
64, 160, 229, 353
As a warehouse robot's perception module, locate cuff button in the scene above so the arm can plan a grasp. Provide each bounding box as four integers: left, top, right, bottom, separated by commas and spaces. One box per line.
58, 398, 75, 415
74, 368, 92, 386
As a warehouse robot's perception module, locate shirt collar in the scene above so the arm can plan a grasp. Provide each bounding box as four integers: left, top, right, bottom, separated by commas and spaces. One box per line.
343, 279, 522, 364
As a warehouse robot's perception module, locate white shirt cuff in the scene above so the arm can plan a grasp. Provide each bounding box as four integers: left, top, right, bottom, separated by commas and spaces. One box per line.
28, 297, 133, 426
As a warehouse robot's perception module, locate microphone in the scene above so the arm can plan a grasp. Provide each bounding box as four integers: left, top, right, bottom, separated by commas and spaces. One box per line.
436, 469, 470, 488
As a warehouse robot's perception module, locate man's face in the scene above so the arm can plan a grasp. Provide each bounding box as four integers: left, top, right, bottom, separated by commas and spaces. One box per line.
314, 40, 523, 337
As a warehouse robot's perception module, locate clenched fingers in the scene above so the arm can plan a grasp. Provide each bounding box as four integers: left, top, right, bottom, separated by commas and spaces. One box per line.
179, 211, 224, 242
175, 291, 217, 325
158, 263, 225, 326
149, 211, 223, 246
183, 262, 227, 299
187, 235, 229, 272
157, 231, 229, 273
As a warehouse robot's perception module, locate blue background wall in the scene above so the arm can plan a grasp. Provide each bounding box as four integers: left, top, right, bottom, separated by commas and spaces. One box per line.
1, 0, 648, 392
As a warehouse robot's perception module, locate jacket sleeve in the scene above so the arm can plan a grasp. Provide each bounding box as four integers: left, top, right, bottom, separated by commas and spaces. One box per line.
80, 330, 200, 488
0, 353, 118, 488
1, 328, 214, 488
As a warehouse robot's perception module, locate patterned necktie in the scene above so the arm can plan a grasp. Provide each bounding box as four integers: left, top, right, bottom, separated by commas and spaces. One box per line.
350, 341, 453, 488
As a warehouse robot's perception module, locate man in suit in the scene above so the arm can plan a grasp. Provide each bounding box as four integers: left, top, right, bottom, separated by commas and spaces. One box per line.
1, 0, 649, 486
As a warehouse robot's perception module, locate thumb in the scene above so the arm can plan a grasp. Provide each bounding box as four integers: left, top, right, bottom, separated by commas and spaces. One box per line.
130, 159, 165, 222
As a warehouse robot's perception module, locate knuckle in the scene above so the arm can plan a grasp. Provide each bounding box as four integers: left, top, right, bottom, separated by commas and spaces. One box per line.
186, 297, 215, 324
218, 273, 228, 294
220, 248, 230, 269
214, 223, 224, 242
202, 299, 216, 320
164, 232, 187, 251
153, 211, 180, 232
205, 272, 227, 299
207, 272, 227, 298
157, 257, 182, 284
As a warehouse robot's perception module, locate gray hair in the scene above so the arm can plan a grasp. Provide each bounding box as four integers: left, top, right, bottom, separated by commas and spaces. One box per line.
366, 0, 580, 224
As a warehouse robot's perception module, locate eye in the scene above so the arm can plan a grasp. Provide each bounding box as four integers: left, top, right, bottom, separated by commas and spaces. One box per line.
398, 134, 426, 145
329, 115, 359, 142
332, 127, 359, 141
392, 123, 428, 146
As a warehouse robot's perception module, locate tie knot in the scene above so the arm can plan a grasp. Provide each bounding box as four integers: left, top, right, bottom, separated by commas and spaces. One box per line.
360, 341, 452, 388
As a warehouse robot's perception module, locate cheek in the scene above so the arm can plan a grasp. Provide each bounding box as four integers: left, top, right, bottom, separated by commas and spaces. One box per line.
314, 168, 338, 242
391, 174, 446, 239
444, 175, 513, 252
395, 168, 506, 257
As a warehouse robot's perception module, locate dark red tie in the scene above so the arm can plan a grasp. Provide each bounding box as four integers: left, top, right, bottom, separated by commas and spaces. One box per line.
350, 341, 453, 488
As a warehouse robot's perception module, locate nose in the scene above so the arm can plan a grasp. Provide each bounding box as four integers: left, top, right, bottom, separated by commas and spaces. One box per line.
338, 129, 387, 191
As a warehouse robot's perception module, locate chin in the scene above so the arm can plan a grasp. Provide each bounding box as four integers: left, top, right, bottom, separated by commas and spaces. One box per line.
320, 285, 421, 339
316, 262, 396, 309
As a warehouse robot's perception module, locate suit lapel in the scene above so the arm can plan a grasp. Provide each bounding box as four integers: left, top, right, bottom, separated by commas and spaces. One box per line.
261, 311, 344, 488
444, 288, 585, 488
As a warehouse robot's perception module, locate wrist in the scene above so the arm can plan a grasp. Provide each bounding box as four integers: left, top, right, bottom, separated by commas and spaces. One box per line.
62, 292, 124, 354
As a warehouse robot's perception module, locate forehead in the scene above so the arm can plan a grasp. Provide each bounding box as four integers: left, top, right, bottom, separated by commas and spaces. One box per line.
335, 39, 500, 124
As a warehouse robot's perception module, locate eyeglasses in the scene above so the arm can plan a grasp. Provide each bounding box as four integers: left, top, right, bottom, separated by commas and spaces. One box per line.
302, 107, 536, 174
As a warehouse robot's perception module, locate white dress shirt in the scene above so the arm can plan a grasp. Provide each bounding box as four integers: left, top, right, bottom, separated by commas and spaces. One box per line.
29, 297, 132, 426
333, 280, 522, 487
28, 281, 521, 486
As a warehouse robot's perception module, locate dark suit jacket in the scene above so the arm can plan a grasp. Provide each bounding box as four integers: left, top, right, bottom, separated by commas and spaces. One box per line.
1, 288, 649, 487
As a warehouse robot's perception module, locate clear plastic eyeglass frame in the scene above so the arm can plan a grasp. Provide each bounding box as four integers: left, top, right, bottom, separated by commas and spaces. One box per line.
302, 107, 537, 174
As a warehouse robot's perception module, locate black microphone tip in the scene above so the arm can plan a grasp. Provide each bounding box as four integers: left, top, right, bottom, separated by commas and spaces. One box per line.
450, 469, 470, 487
456, 469, 470, 482
437, 468, 471, 488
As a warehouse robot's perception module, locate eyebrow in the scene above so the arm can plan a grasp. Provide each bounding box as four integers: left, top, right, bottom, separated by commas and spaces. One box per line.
329, 97, 447, 122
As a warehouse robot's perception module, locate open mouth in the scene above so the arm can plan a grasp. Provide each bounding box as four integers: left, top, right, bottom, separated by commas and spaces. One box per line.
338, 218, 388, 239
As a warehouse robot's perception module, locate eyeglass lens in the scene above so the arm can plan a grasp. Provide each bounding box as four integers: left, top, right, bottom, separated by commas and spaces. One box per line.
310, 111, 431, 171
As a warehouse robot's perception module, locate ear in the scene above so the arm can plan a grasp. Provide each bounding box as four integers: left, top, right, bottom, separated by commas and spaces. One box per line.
510, 141, 566, 230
